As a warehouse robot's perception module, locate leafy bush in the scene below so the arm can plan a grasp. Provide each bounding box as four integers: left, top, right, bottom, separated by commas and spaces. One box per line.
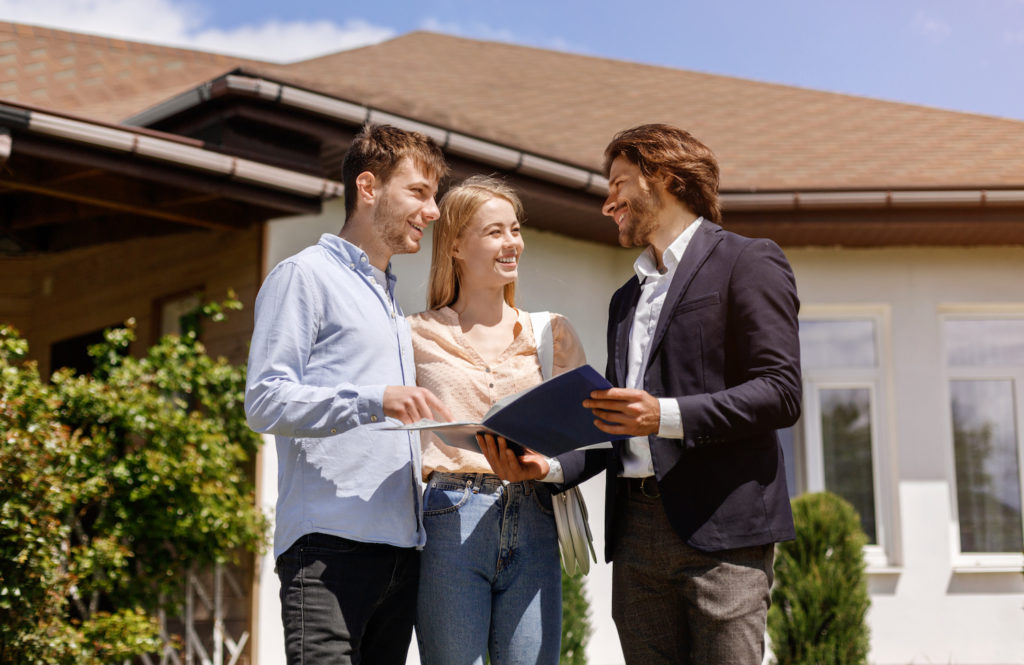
0, 298, 266, 664
768, 491, 871, 665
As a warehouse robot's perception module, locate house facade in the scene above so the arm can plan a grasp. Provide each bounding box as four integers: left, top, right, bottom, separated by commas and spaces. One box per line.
2, 21, 1023, 665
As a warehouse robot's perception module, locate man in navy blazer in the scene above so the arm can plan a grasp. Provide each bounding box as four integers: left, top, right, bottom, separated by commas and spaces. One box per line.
484, 123, 801, 665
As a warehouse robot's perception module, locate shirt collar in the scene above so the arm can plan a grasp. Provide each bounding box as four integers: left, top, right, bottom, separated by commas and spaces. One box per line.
318, 233, 397, 288
633, 217, 703, 282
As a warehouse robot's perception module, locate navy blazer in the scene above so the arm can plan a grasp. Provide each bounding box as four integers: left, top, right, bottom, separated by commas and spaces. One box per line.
560, 221, 801, 558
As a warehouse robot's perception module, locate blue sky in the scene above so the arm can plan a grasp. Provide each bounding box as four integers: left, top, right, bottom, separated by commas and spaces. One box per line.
3, 0, 1023, 121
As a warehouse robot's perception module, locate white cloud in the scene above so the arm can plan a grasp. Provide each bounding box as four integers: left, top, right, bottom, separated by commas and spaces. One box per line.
0, 0, 395, 62
420, 17, 519, 44
188, 19, 395, 62
419, 16, 589, 55
911, 10, 953, 41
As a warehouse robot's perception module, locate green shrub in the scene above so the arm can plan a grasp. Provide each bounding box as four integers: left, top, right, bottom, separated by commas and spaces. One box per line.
0, 296, 266, 664
768, 491, 871, 665
561, 570, 592, 664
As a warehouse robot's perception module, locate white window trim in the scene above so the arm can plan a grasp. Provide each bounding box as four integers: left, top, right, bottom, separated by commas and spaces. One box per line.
939, 305, 1024, 572
798, 305, 900, 572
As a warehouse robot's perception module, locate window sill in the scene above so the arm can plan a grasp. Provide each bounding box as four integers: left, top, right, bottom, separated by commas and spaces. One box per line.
952, 553, 1024, 573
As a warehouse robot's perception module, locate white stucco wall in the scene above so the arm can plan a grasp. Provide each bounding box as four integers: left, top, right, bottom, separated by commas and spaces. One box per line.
254, 205, 1024, 665
788, 246, 1024, 665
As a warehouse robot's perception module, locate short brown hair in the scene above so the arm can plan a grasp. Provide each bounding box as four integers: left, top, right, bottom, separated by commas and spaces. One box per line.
603, 123, 721, 223
428, 175, 524, 310
341, 123, 449, 217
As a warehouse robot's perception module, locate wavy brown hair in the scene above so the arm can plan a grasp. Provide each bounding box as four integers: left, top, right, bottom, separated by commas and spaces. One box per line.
427, 176, 525, 310
603, 123, 722, 223
341, 123, 449, 217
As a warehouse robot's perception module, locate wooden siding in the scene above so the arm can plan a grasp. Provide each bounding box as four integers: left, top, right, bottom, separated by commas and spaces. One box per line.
0, 224, 262, 376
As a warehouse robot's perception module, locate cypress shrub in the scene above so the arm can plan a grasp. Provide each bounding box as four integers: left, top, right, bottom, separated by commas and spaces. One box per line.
768, 491, 871, 665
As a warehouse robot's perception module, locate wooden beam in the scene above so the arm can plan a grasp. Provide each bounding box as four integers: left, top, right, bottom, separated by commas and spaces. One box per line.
43, 167, 106, 187
1, 179, 240, 231
8, 133, 323, 216
7, 200, 107, 230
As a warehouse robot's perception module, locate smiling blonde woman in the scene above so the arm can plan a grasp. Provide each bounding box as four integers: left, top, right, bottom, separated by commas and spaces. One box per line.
407, 175, 585, 665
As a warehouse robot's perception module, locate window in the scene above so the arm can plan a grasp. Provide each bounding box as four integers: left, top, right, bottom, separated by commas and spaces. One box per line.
50, 325, 120, 376
155, 290, 202, 341
944, 316, 1024, 558
784, 309, 895, 566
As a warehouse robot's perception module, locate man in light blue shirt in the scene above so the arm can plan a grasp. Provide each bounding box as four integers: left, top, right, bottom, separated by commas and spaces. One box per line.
245, 124, 452, 665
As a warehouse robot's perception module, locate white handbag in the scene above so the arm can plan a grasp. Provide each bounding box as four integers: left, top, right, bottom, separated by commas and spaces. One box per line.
530, 311, 598, 576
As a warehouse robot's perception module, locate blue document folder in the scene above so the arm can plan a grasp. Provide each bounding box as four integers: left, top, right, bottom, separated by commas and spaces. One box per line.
389, 364, 618, 457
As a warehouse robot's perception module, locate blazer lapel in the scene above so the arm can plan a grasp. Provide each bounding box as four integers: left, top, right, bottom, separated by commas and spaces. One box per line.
613, 277, 640, 386
647, 221, 723, 364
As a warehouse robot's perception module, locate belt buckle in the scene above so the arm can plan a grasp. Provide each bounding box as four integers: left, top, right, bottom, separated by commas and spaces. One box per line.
640, 476, 660, 498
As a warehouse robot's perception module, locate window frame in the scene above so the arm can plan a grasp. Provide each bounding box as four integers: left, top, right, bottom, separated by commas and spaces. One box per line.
940, 305, 1024, 571
795, 305, 899, 570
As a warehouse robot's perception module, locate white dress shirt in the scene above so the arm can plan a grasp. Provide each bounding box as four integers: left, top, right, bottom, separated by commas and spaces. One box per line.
620, 218, 703, 478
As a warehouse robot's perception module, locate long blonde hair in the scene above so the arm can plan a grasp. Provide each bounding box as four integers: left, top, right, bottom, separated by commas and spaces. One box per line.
427, 175, 525, 310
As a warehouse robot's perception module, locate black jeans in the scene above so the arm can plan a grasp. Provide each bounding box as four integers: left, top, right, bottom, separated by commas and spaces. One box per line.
276, 533, 420, 665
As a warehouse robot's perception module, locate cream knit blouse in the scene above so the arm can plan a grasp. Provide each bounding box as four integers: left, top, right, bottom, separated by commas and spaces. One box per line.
408, 306, 586, 480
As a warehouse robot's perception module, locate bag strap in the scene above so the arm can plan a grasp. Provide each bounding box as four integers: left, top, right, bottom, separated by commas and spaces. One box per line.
529, 311, 554, 381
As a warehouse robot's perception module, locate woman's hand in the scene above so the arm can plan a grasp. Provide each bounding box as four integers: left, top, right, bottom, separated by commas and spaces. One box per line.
478, 433, 548, 482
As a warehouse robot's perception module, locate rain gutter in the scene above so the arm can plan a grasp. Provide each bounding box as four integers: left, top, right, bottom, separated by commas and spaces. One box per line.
0, 102, 343, 200
125, 75, 1024, 211
126, 73, 610, 196
721, 189, 1024, 210
0, 127, 11, 164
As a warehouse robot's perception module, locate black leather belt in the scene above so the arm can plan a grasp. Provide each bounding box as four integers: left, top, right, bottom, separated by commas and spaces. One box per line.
620, 476, 661, 498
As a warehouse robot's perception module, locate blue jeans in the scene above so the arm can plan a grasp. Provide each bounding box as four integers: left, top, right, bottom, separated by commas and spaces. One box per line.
416, 472, 562, 665
276, 532, 420, 665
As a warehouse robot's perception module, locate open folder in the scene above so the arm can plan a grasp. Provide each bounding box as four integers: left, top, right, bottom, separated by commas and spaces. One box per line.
386, 364, 617, 457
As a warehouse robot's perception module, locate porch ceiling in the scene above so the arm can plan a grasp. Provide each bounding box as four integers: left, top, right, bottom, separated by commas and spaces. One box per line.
0, 104, 335, 255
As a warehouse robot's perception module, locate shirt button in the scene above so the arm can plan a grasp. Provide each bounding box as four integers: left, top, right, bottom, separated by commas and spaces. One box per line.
489, 383, 494, 388
330, 428, 337, 434
485, 367, 491, 373
361, 256, 367, 262
371, 415, 378, 422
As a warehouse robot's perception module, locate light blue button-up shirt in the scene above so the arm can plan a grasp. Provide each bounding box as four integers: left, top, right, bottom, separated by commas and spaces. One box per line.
245, 233, 424, 557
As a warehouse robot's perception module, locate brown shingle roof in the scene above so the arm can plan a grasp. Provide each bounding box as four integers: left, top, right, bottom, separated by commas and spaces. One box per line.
0, 21, 267, 121
3, 23, 1023, 192
273, 32, 1024, 191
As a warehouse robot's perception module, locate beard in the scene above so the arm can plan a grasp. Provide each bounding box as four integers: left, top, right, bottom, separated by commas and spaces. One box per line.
373, 190, 415, 256
618, 188, 662, 248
